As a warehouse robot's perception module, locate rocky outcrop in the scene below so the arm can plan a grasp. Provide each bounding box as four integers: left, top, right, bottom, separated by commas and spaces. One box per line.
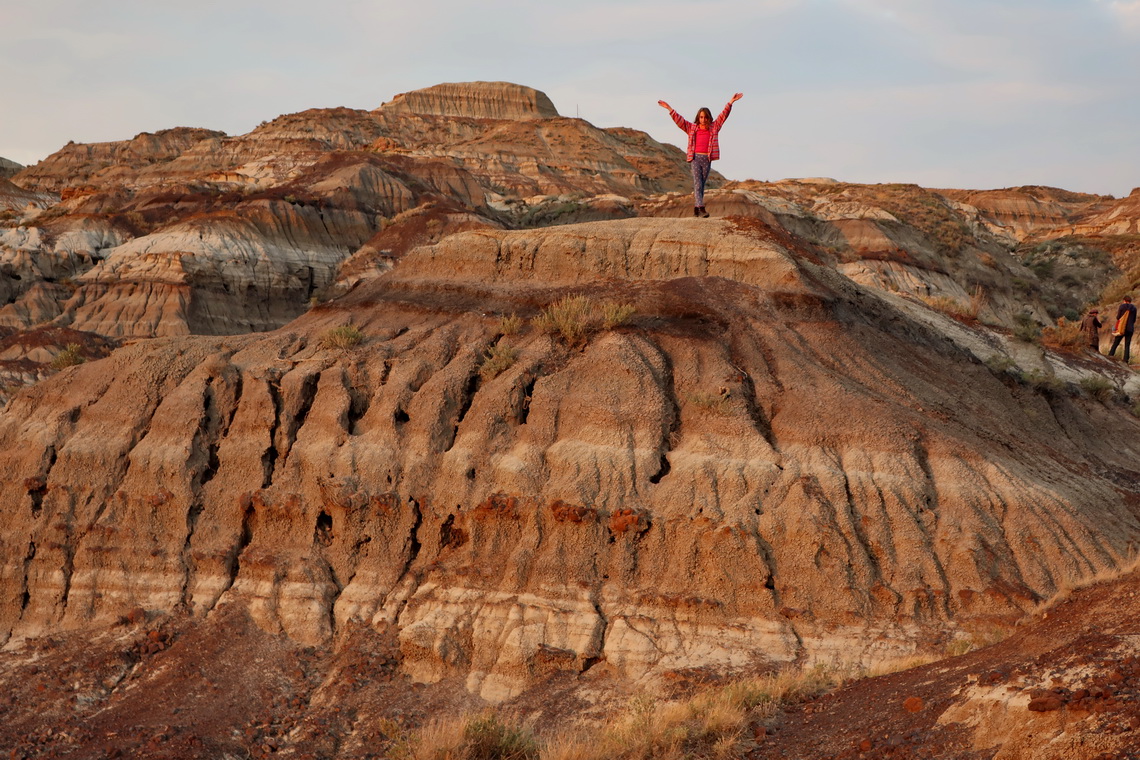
0, 177, 55, 212
1, 217, 1137, 705
1067, 186, 1140, 237
938, 186, 1110, 242
12, 128, 226, 194
379, 81, 559, 120
643, 182, 1055, 328
0, 157, 23, 180
0, 83, 703, 348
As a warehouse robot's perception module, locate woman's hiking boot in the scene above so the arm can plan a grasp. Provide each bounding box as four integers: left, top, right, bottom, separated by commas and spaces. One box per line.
698, 207, 710, 218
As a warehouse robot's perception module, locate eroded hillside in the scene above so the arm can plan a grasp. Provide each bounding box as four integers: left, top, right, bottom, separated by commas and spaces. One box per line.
2, 83, 1140, 760
2, 217, 1138, 699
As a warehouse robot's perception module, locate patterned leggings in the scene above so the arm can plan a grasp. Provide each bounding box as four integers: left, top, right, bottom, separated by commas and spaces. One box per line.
691, 154, 711, 207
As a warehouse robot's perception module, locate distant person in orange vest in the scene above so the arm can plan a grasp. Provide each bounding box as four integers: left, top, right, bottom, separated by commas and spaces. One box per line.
1080, 307, 1102, 351
658, 93, 743, 218
1109, 295, 1137, 363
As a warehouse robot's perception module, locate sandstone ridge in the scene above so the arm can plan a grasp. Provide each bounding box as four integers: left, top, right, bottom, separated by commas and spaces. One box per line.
379, 81, 560, 120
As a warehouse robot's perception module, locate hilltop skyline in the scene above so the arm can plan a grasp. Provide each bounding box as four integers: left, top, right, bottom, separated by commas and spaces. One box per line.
4, 0, 1140, 196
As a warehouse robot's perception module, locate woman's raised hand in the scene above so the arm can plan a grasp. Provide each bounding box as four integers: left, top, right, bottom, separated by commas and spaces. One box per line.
658, 100, 672, 110
730, 93, 744, 103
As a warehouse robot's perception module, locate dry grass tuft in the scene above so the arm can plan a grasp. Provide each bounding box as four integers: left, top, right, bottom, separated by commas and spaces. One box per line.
921, 290, 981, 321
1041, 316, 1085, 350
538, 667, 841, 760
407, 714, 467, 760
600, 302, 636, 329
532, 296, 636, 343
320, 324, 365, 350
533, 295, 594, 343
498, 313, 524, 336
1030, 553, 1140, 618
407, 713, 537, 760
686, 389, 732, 416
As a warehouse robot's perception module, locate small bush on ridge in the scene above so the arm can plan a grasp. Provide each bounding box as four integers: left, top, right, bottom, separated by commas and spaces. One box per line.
50, 344, 85, 370
321, 324, 364, 350
479, 344, 519, 381
498, 313, 523, 336
1079, 375, 1114, 403
601, 302, 636, 329
533, 295, 594, 343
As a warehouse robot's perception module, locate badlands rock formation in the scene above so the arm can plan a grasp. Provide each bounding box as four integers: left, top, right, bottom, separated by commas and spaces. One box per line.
0, 83, 701, 351
2, 217, 1138, 710
3, 83, 1140, 758
0, 156, 23, 179
380, 81, 560, 120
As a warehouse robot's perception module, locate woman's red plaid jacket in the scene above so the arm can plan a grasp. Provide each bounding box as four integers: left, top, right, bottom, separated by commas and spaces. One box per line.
668, 100, 734, 161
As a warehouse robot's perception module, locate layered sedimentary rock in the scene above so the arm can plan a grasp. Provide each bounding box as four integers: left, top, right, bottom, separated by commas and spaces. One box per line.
1068, 185, 1140, 236
938, 186, 1110, 243
645, 181, 1057, 328
0, 83, 701, 345
380, 81, 559, 120
0, 157, 24, 179
0, 177, 55, 212
13, 128, 225, 194
2, 217, 1137, 704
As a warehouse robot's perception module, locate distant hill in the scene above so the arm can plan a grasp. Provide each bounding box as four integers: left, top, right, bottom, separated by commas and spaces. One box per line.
0, 156, 22, 179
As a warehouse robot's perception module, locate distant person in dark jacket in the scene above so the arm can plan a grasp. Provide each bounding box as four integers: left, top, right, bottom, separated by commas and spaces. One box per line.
1109, 295, 1137, 363
1080, 308, 1102, 351
658, 93, 743, 218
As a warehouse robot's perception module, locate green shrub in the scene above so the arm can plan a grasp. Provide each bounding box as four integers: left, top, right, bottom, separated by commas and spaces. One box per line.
1079, 375, 1114, 403
1028, 258, 1054, 279
320, 324, 364, 350
601, 302, 636, 329
497, 313, 523, 336
533, 295, 594, 343
479, 344, 518, 381
1024, 369, 1064, 395
49, 344, 85, 370
1012, 313, 1041, 343
984, 355, 1018, 378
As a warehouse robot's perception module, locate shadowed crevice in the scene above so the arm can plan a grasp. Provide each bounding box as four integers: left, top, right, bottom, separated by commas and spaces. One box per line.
649, 343, 681, 486
279, 371, 321, 462
208, 499, 256, 614
262, 374, 283, 488
344, 365, 371, 435
444, 370, 481, 453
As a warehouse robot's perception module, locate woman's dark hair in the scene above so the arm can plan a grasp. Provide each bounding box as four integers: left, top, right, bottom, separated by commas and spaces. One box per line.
695, 107, 713, 124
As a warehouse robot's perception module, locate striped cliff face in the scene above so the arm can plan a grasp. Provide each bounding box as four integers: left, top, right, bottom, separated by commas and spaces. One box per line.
1, 217, 1137, 706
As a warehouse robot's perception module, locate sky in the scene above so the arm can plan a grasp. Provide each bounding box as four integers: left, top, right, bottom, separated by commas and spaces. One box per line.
3, 0, 1139, 196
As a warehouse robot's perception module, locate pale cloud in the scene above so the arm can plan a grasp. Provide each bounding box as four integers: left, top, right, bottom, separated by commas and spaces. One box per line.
1100, 0, 1140, 30
542, 0, 799, 44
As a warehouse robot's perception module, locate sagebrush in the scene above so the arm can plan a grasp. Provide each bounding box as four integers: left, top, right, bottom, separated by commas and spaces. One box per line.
479, 344, 519, 381
49, 344, 85, 370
